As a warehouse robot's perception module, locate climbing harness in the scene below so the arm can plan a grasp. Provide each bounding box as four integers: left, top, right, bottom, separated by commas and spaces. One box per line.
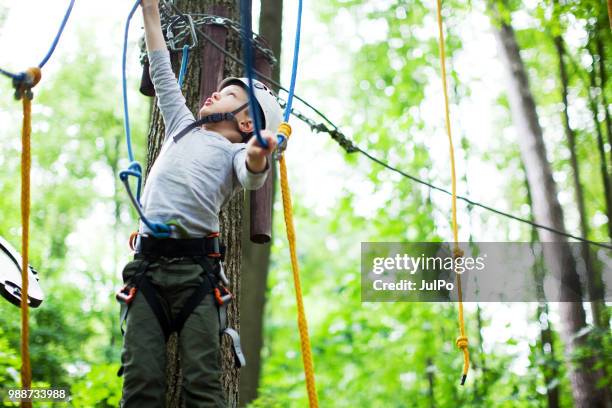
434, 0, 469, 385
116, 234, 245, 377
0, 0, 76, 400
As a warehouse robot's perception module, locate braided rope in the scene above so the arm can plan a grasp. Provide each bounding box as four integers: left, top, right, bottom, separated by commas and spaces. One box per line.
278, 124, 319, 407
19, 67, 41, 407
434, 0, 469, 385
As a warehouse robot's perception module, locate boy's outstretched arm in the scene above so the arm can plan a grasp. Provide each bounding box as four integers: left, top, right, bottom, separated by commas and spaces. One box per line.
141, 0, 195, 138
141, 0, 166, 52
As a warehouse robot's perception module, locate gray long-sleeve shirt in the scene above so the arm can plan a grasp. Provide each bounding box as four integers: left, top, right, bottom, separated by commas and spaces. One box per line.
138, 49, 268, 237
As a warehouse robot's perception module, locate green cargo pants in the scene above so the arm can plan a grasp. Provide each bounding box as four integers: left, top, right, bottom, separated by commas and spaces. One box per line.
119, 256, 226, 407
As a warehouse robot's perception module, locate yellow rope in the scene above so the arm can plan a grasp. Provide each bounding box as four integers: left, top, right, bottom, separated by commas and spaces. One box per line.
434, 0, 469, 385
277, 122, 319, 407
17, 67, 40, 408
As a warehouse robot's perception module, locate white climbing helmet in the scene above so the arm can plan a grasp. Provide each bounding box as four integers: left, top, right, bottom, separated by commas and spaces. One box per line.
218, 77, 283, 133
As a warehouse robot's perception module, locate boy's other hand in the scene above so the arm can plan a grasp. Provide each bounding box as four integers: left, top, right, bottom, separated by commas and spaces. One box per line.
246, 130, 277, 173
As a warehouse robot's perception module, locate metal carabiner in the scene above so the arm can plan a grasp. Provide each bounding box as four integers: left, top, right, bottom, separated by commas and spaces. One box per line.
273, 134, 288, 161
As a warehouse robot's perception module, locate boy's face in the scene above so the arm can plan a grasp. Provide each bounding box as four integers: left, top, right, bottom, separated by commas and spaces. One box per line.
198, 84, 250, 122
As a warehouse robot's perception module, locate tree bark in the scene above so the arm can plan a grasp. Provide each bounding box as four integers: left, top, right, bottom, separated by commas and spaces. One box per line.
489, 7, 604, 407
586, 40, 612, 243
238, 1, 283, 406
144, 0, 243, 406
526, 170, 560, 408
593, 23, 612, 172
553, 34, 607, 330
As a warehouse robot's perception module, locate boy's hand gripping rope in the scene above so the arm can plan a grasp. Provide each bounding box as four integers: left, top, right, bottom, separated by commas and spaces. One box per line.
435, 0, 469, 385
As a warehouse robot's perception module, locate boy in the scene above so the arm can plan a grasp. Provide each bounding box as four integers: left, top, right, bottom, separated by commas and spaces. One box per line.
118, 1, 282, 406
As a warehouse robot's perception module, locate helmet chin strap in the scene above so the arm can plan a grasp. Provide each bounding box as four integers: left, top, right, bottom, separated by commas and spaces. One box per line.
173, 102, 253, 144
198, 102, 251, 141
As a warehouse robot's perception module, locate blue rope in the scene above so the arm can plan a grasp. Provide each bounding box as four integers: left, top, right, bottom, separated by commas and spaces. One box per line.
122, 0, 140, 163
178, 45, 189, 88
239, 0, 303, 149
0, 0, 76, 80
119, 0, 170, 238
240, 0, 265, 147
283, 0, 303, 122
38, 0, 76, 68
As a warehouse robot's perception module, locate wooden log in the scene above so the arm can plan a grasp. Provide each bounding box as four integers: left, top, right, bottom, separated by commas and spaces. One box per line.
140, 59, 156, 97
249, 44, 274, 243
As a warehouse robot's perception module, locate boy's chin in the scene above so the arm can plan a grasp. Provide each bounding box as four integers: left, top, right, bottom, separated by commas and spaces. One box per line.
198, 106, 219, 118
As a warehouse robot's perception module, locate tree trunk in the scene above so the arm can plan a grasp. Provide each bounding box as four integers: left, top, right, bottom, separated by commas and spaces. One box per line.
586, 30, 612, 242
526, 170, 560, 408
144, 0, 243, 405
553, 33, 607, 330
593, 23, 612, 172
239, 1, 283, 405
489, 7, 604, 407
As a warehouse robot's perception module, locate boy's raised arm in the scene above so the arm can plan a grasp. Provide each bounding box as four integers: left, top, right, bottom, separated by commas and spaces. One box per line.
142, 0, 166, 52
141, 0, 195, 138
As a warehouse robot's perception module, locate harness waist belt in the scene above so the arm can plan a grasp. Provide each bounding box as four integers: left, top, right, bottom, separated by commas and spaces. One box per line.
137, 235, 224, 258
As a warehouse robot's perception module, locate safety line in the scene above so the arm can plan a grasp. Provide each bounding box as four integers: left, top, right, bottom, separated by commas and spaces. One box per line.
122, 0, 141, 163
278, 127, 320, 408
435, 0, 469, 385
177, 45, 189, 88
161, 1, 612, 250
21, 87, 34, 407
276, 2, 319, 404
0, 2, 74, 402
38, 0, 76, 69
0, 0, 75, 80
240, 0, 264, 146
283, 0, 303, 122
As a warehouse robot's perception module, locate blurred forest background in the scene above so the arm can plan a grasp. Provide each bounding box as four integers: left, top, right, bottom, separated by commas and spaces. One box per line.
0, 0, 610, 406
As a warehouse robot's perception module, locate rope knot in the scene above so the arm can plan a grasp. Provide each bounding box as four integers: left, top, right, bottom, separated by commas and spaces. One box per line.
12, 67, 42, 100
453, 247, 464, 259
456, 336, 468, 350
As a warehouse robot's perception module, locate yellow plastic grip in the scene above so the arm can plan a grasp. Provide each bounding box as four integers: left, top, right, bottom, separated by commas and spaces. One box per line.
277, 121, 292, 139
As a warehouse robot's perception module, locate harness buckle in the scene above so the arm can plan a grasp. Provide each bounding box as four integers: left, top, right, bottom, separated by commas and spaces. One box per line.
116, 285, 137, 305
214, 285, 232, 306
217, 262, 229, 286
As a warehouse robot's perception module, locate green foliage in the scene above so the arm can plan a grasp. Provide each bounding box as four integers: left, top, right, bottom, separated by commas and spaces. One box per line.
0, 26, 146, 402
0, 0, 609, 406
70, 363, 122, 407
